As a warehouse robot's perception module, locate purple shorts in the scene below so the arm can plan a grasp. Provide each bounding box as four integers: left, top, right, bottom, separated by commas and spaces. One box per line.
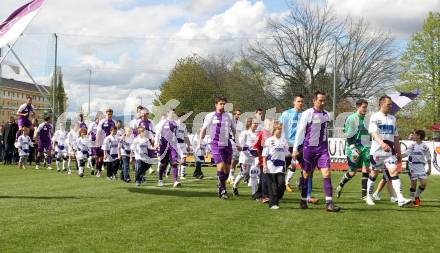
159, 146, 179, 164
18, 118, 32, 128
211, 145, 232, 165
92, 147, 104, 157
37, 142, 51, 153
302, 147, 330, 173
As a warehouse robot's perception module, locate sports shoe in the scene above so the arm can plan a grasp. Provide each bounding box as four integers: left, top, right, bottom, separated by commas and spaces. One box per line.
390, 196, 398, 203
414, 197, 421, 207
158, 180, 163, 187
135, 182, 141, 187
148, 168, 156, 175
398, 198, 412, 207
173, 181, 181, 188
270, 205, 279, 210
57, 168, 61, 172
47, 166, 53, 170
365, 195, 375, 206
79, 172, 84, 177
325, 201, 341, 212
68, 170, 72, 175
308, 197, 319, 204
35, 165, 40, 170
336, 185, 343, 199
372, 192, 381, 201
232, 186, 239, 197
300, 199, 308, 209
180, 176, 186, 180
285, 183, 294, 193
96, 171, 101, 177
218, 190, 229, 200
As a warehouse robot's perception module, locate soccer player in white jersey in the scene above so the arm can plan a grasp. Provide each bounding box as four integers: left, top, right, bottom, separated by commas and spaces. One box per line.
176, 112, 191, 180
67, 123, 79, 174
227, 109, 244, 184
232, 117, 259, 196
366, 95, 412, 207
263, 121, 289, 209
102, 126, 120, 180
76, 128, 91, 177
53, 123, 69, 172
200, 96, 236, 199
293, 91, 340, 212
16, 127, 33, 169
401, 130, 431, 207
119, 128, 133, 182
131, 127, 155, 186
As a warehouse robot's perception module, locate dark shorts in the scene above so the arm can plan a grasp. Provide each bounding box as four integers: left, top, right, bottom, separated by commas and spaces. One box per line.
159, 146, 179, 165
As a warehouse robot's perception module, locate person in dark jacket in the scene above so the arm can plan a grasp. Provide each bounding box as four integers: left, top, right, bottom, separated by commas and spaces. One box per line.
3, 116, 19, 164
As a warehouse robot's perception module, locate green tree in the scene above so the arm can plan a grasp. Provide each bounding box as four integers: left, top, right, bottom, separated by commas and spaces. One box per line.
399, 12, 440, 126
48, 67, 67, 118
154, 55, 222, 129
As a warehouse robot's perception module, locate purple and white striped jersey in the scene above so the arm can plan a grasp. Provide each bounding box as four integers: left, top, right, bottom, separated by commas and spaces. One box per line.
293, 108, 330, 151
155, 119, 178, 148
202, 112, 236, 147
133, 119, 155, 138
97, 118, 116, 146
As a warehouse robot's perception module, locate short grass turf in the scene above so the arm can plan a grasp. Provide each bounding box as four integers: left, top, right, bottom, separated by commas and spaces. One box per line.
1, 164, 440, 253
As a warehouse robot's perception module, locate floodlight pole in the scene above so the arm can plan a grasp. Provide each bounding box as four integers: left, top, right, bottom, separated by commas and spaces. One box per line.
332, 37, 337, 132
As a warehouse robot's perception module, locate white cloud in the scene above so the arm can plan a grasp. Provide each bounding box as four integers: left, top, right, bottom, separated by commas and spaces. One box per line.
328, 0, 440, 39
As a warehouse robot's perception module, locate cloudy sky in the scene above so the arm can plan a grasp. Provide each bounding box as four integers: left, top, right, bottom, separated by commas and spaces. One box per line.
1, 0, 439, 115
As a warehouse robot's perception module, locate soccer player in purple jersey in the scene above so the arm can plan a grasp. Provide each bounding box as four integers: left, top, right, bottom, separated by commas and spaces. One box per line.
293, 91, 341, 212
155, 109, 181, 187
35, 116, 53, 170
96, 109, 116, 177
199, 97, 236, 199
16, 96, 35, 132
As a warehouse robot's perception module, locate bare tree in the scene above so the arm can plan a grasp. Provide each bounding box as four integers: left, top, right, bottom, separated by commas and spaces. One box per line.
247, 1, 398, 108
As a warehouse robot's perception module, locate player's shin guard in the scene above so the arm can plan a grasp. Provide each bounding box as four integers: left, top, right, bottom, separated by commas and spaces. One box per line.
361, 172, 369, 198
300, 176, 308, 200
415, 186, 425, 198
307, 175, 313, 199
323, 177, 333, 201
410, 187, 416, 201
158, 164, 166, 181
390, 176, 404, 202
233, 174, 243, 188
338, 172, 353, 188
367, 176, 376, 195
180, 163, 186, 177
172, 164, 178, 183
285, 168, 295, 184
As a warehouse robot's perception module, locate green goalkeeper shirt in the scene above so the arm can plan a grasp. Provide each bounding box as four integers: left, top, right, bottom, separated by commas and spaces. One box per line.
344, 112, 371, 152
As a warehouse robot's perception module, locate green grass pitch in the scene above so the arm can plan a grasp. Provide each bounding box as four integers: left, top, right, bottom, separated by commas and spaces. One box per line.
1, 164, 439, 253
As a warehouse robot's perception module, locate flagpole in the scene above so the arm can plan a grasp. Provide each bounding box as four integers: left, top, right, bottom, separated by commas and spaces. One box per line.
0, 37, 20, 65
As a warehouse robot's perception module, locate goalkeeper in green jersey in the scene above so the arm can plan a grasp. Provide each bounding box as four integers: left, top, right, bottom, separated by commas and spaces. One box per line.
336, 99, 371, 200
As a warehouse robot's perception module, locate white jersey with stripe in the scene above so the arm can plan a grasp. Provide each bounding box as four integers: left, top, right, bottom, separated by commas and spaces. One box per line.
53, 130, 68, 152
262, 136, 289, 174
16, 135, 33, 156
368, 111, 399, 156
405, 142, 431, 176
131, 136, 154, 163
238, 129, 257, 164
102, 135, 119, 162
76, 137, 91, 160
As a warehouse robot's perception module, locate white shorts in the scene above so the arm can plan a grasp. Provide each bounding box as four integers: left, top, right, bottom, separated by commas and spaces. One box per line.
370, 153, 398, 171
409, 173, 427, 181
55, 145, 68, 156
